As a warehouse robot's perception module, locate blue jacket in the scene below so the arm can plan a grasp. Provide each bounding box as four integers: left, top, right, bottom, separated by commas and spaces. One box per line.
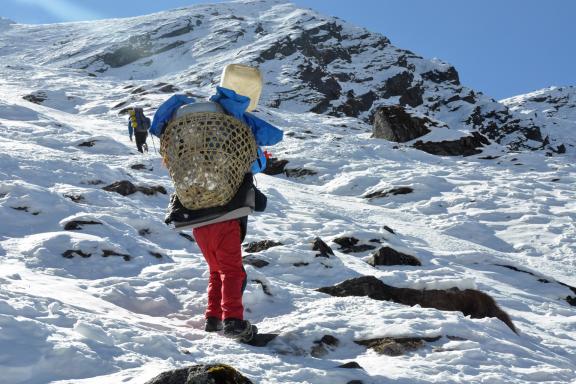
150, 88, 283, 173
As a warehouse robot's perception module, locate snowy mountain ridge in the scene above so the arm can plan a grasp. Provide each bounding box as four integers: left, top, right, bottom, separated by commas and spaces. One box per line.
0, 1, 575, 383
0, 0, 572, 155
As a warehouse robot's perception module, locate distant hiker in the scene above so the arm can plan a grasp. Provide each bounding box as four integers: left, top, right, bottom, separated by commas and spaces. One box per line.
149, 64, 283, 342
128, 107, 150, 153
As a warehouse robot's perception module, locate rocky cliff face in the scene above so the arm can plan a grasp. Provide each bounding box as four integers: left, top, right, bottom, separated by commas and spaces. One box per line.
0, 0, 570, 154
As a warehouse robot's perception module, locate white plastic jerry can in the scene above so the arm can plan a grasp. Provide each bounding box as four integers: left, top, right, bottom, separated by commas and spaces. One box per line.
220, 64, 263, 112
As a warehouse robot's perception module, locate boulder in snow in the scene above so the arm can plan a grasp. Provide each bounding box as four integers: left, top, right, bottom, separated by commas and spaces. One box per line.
372, 105, 431, 142
318, 276, 517, 333
144, 364, 253, 384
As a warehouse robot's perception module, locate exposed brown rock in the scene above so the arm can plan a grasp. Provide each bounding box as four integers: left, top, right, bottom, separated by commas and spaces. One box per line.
367, 247, 422, 267
318, 276, 517, 333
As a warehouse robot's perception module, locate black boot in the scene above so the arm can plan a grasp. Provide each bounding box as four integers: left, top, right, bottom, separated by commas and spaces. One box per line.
204, 317, 223, 332
223, 318, 256, 342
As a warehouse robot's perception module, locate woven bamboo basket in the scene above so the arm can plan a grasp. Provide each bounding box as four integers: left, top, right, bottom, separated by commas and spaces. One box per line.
160, 112, 257, 210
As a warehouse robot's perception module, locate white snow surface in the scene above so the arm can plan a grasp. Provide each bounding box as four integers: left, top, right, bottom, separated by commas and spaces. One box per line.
0, 1, 575, 383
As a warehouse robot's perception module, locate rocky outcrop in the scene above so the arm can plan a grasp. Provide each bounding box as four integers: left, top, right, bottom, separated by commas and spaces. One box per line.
144, 364, 253, 384
413, 131, 490, 156
318, 276, 517, 332
372, 106, 431, 142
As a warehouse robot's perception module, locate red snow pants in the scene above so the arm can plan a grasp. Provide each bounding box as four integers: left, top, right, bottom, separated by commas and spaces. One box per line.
193, 219, 246, 320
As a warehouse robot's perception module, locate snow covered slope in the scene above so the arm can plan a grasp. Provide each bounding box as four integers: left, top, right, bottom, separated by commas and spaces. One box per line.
1, 1, 575, 383
0, 0, 571, 154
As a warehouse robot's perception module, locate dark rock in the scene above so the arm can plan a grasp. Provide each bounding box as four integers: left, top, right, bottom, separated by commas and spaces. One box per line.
333, 236, 359, 248
264, 158, 289, 176
364, 187, 414, 199
62, 250, 91, 259
347, 381, 364, 384
381, 71, 413, 98
383, 226, 395, 234
11, 206, 39, 215
144, 364, 253, 384
251, 279, 272, 296
311, 334, 340, 357
299, 63, 341, 101
84, 179, 104, 185
318, 276, 517, 333
23, 91, 47, 104
64, 220, 102, 231
372, 105, 431, 142
293, 262, 309, 267
356, 336, 441, 356
421, 66, 460, 85
102, 250, 131, 261
312, 237, 334, 258
368, 247, 422, 267
243, 240, 283, 253
130, 87, 147, 95
333, 236, 377, 253
139, 228, 151, 236
285, 168, 317, 178
149, 251, 163, 259
103, 180, 167, 196
243, 255, 269, 268
334, 91, 377, 118
130, 163, 149, 170
103, 180, 137, 196
413, 131, 490, 156
399, 84, 425, 108
137, 185, 167, 196
319, 334, 339, 347
338, 362, 364, 369
179, 232, 195, 242
63, 194, 85, 203
156, 84, 179, 93
78, 140, 97, 147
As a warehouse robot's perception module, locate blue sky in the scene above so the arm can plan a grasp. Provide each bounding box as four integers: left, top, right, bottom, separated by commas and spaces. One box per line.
2, 0, 575, 100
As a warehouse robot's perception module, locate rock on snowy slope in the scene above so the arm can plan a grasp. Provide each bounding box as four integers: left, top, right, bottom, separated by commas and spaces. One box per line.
144, 364, 253, 384
0, 0, 568, 155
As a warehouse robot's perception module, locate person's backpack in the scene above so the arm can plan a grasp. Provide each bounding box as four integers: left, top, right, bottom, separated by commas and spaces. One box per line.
129, 108, 150, 133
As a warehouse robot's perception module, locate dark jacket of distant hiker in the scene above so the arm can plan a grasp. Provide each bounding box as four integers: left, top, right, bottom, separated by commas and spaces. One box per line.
128, 107, 151, 153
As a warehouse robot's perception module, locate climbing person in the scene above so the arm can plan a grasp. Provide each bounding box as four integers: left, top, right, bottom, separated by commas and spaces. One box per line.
149, 64, 283, 342
128, 107, 150, 153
